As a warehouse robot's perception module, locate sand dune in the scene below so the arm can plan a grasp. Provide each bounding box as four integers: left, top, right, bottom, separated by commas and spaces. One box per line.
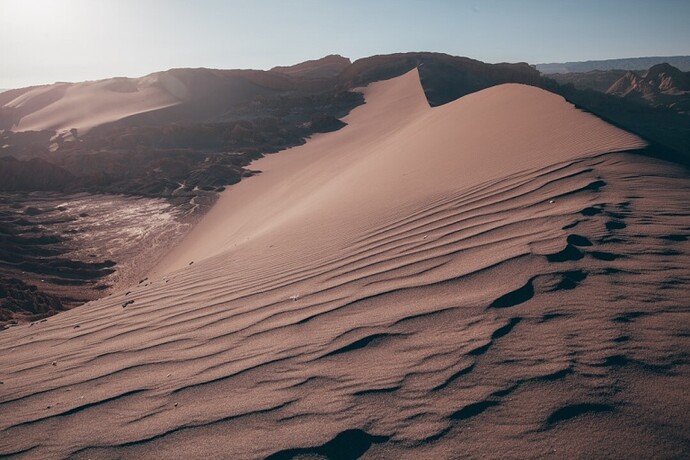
154, 69, 644, 274
2, 75, 180, 134
0, 67, 326, 135
1, 70, 689, 459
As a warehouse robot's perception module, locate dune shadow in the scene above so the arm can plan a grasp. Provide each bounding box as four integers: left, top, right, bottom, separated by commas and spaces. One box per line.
544, 403, 614, 427
265, 429, 389, 460
450, 400, 500, 421
546, 244, 584, 262
489, 278, 534, 308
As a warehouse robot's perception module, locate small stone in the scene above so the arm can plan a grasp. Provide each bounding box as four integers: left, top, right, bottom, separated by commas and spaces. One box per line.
52, 361, 57, 366
174, 403, 178, 407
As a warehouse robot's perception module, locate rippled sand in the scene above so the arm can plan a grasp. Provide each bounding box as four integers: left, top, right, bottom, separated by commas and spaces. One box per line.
1, 71, 688, 459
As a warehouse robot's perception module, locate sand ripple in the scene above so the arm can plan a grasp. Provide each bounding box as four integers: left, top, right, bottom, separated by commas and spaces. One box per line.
1, 152, 688, 458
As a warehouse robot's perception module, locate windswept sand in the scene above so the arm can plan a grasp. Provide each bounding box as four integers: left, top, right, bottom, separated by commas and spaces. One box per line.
1, 70, 689, 459
2, 75, 180, 134
154, 69, 644, 274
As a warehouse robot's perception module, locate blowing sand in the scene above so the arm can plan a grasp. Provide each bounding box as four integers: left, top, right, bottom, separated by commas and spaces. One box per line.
2, 75, 180, 134
1, 69, 689, 459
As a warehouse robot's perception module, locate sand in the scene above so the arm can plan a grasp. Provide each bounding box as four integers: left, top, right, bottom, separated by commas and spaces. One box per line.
2, 75, 180, 134
153, 69, 644, 274
1, 69, 689, 459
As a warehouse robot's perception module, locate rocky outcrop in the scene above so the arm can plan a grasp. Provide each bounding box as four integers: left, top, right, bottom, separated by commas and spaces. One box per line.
271, 54, 351, 79
605, 63, 690, 112
608, 64, 690, 97
545, 70, 627, 92
0, 156, 74, 191
0, 277, 64, 327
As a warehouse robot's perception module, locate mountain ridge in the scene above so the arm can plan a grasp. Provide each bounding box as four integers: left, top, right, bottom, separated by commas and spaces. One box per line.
536, 55, 690, 73
270, 54, 352, 79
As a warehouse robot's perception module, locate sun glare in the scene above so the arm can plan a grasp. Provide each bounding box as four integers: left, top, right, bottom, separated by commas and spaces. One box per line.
4, 0, 77, 31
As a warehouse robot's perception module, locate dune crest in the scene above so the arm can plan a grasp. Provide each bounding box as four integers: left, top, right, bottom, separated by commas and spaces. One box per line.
155, 68, 644, 274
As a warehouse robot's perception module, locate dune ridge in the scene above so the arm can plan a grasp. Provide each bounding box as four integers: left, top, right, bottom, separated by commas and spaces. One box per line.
154, 69, 644, 274
1, 70, 689, 459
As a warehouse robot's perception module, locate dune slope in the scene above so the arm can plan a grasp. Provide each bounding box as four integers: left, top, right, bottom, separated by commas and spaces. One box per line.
1, 76, 180, 134
1, 70, 689, 459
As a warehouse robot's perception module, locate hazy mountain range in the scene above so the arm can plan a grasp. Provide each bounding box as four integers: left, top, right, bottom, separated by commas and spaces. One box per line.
536, 55, 690, 73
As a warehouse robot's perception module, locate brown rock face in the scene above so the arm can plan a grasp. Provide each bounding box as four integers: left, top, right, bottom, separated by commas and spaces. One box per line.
607, 63, 690, 108
271, 54, 352, 79
0, 277, 64, 326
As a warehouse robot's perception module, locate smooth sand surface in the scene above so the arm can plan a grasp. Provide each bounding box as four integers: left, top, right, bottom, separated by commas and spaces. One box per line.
154, 69, 644, 274
1, 70, 689, 459
2, 75, 180, 134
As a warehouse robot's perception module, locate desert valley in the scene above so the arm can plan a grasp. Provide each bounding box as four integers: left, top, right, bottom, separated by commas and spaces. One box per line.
0, 4, 689, 457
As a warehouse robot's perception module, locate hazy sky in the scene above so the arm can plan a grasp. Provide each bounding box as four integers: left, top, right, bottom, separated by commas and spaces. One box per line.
1, 0, 689, 88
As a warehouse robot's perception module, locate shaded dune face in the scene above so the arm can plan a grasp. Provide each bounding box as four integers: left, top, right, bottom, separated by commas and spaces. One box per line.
1, 71, 689, 459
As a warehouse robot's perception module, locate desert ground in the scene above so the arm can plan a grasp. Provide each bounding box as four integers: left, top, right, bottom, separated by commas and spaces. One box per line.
1, 69, 689, 459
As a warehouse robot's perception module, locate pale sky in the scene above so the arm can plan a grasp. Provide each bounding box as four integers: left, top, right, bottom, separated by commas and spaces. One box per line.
1, 0, 689, 89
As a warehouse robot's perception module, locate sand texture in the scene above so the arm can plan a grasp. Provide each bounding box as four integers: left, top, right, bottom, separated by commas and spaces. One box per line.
1, 75, 180, 134
1, 70, 689, 459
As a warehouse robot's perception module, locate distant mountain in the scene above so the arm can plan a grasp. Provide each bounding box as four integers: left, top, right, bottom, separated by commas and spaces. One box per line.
607, 63, 690, 110
271, 54, 351, 79
536, 56, 690, 74
542, 69, 628, 92
545, 63, 690, 115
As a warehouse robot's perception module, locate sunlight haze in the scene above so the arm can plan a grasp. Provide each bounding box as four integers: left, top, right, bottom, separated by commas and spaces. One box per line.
1, 0, 689, 88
